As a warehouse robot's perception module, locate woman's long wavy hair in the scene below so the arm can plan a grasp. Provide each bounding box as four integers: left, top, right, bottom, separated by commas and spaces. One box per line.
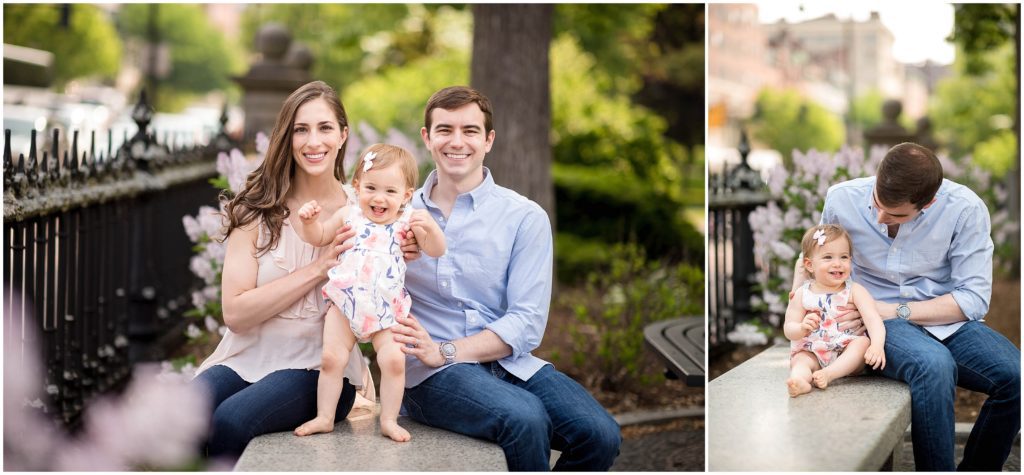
221, 81, 349, 256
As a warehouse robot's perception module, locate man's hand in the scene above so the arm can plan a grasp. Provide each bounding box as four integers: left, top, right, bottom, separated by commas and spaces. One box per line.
864, 343, 886, 370
835, 300, 867, 336
392, 313, 444, 367
800, 311, 821, 336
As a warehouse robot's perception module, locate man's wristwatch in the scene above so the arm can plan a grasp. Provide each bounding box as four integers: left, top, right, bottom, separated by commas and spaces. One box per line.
439, 341, 457, 365
896, 303, 911, 320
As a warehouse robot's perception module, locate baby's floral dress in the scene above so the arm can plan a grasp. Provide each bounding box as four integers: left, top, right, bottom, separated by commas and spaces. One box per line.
323, 205, 412, 342
790, 280, 861, 367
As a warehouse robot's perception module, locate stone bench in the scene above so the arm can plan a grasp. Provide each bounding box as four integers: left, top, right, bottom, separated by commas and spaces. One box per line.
234, 415, 507, 471
708, 344, 911, 471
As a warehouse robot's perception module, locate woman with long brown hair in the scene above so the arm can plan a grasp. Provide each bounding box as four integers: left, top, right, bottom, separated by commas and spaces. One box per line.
193, 81, 366, 460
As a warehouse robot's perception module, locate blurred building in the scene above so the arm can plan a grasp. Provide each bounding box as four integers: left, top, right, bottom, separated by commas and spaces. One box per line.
203, 4, 247, 42
710, 5, 945, 158
763, 12, 903, 99
707, 4, 781, 161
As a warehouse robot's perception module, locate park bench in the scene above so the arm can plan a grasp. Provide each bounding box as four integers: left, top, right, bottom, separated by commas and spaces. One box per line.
234, 415, 507, 471
644, 316, 705, 386
708, 344, 911, 471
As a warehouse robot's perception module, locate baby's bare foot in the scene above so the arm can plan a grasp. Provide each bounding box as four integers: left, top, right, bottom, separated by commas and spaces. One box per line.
294, 416, 335, 436
380, 419, 411, 442
811, 370, 832, 389
786, 377, 812, 397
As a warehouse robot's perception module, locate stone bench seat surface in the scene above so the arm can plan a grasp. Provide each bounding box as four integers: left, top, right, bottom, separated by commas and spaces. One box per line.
234, 416, 506, 471
709, 345, 911, 472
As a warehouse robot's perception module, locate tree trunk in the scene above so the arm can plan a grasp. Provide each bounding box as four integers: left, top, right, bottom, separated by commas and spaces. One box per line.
470, 4, 555, 229
1011, 4, 1020, 275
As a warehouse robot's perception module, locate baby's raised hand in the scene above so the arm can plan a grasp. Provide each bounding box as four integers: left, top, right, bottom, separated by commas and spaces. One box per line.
800, 311, 821, 336
409, 210, 436, 237
864, 343, 886, 370
298, 200, 321, 222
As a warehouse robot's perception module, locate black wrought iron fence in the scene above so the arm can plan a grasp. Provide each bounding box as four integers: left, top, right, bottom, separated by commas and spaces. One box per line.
708, 131, 769, 354
3, 91, 237, 428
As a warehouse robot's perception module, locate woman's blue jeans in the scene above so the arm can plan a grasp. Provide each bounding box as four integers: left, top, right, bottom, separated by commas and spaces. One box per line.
403, 362, 621, 471
194, 365, 356, 460
877, 319, 1020, 471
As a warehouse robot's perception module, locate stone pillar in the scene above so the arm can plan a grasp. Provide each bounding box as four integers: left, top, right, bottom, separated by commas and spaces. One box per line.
233, 23, 314, 150
863, 100, 917, 150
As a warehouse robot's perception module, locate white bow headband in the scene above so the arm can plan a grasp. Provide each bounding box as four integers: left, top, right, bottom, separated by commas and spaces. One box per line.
812, 229, 827, 246
362, 151, 378, 172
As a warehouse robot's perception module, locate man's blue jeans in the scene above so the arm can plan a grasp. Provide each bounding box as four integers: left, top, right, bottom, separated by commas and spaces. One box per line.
878, 319, 1020, 471
194, 365, 356, 459
403, 362, 622, 471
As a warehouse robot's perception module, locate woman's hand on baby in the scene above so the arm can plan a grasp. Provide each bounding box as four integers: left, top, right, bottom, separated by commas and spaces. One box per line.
392, 313, 444, 367
298, 200, 322, 221
864, 343, 886, 370
800, 312, 821, 335
315, 224, 355, 276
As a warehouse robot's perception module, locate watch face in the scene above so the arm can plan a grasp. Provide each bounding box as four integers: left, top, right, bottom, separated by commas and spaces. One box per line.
441, 342, 456, 357
898, 305, 910, 319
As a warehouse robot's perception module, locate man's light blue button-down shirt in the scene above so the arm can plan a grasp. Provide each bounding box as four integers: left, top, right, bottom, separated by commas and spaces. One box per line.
404, 167, 553, 387
821, 177, 993, 340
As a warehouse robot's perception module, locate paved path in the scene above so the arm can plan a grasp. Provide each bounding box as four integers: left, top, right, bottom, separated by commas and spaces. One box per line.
611, 409, 704, 471
895, 426, 1020, 472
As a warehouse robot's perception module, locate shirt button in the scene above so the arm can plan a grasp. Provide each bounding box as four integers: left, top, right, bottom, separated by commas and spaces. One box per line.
457, 302, 463, 308
441, 281, 448, 288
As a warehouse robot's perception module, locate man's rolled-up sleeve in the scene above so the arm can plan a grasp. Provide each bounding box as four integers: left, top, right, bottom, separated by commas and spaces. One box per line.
485, 206, 553, 359
948, 202, 993, 321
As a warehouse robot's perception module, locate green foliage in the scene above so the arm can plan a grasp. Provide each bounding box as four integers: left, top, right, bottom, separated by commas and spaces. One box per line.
3, 4, 122, 86
548, 35, 703, 276
553, 4, 663, 92
554, 233, 611, 284
848, 89, 885, 130
563, 243, 703, 390
931, 42, 1017, 176
553, 163, 703, 277
750, 88, 845, 164
949, 4, 1018, 75
555, 4, 705, 147
344, 49, 468, 136
241, 5, 468, 90
117, 4, 244, 110
974, 130, 1017, 176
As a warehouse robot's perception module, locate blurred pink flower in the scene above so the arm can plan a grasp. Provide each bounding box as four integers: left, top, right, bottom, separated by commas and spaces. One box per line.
5, 295, 209, 470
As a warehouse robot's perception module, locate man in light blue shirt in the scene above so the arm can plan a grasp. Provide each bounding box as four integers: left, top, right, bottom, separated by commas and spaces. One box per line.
811, 143, 1019, 471
392, 86, 620, 471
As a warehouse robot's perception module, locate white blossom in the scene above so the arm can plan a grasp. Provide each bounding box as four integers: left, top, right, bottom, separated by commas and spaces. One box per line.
185, 324, 202, 339
189, 256, 216, 284
204, 315, 220, 333
255, 131, 269, 155
726, 322, 768, 346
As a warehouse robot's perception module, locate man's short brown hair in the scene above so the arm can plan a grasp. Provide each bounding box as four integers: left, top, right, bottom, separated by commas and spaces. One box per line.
423, 86, 493, 134
876, 142, 943, 210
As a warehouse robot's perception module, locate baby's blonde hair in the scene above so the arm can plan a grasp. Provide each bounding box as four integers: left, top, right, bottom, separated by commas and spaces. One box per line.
351, 143, 419, 190
800, 224, 853, 260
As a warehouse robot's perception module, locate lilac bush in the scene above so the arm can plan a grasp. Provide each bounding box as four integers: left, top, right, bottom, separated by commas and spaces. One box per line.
743, 146, 1017, 344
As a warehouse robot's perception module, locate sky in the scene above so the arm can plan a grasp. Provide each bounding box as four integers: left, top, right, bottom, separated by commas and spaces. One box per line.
755, 0, 956, 65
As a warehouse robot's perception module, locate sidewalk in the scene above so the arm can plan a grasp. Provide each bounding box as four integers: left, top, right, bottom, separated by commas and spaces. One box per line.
610, 408, 704, 471
895, 424, 1020, 471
